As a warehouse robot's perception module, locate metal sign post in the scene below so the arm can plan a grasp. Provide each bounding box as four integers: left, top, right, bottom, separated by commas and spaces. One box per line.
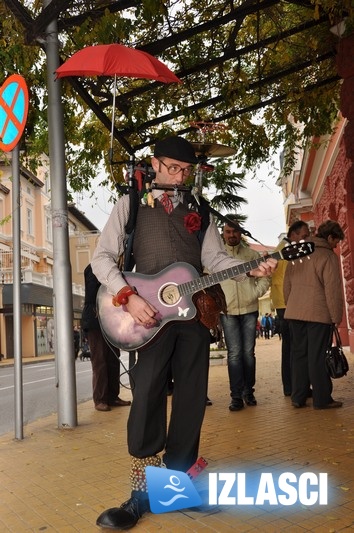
0, 73, 29, 439
12, 144, 23, 439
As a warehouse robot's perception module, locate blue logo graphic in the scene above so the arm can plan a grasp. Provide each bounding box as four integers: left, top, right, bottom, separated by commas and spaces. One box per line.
146, 466, 202, 514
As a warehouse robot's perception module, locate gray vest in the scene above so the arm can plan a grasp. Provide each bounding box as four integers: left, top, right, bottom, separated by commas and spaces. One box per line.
133, 201, 202, 275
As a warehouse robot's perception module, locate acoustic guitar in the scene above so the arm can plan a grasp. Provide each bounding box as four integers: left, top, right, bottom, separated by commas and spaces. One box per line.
97, 241, 314, 351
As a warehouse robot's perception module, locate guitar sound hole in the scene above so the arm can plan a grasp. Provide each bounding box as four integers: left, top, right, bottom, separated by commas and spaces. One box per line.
159, 284, 181, 306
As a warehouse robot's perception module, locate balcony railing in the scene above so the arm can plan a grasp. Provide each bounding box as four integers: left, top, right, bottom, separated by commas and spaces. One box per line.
0, 246, 86, 296
0, 269, 84, 296
0, 245, 40, 270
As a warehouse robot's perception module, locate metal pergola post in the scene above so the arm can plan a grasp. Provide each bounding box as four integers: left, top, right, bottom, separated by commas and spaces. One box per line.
44, 0, 77, 428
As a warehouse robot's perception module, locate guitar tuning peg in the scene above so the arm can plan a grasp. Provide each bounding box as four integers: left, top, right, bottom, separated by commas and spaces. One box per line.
307, 256, 311, 260
291, 260, 295, 265
299, 259, 303, 263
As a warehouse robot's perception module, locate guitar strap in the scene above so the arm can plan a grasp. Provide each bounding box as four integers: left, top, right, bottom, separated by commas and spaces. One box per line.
119, 157, 264, 272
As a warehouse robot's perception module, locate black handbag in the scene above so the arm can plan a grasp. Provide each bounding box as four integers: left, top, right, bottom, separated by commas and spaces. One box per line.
325, 324, 349, 379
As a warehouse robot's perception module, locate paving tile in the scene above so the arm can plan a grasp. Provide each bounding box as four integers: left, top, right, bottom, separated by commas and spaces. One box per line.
0, 338, 354, 531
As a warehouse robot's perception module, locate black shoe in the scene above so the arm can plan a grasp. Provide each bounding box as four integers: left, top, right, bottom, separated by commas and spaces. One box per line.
284, 392, 291, 397
244, 394, 257, 406
229, 399, 244, 411
314, 400, 343, 410
96, 493, 150, 530
206, 397, 212, 406
109, 398, 132, 407
291, 401, 307, 408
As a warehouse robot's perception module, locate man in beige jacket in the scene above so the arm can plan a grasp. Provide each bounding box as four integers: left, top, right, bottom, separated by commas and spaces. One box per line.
220, 217, 270, 411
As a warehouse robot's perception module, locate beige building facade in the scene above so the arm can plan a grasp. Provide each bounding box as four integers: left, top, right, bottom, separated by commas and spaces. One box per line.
0, 155, 100, 359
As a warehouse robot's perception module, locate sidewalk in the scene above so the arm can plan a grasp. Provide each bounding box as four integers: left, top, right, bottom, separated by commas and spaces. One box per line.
0, 354, 55, 368
0, 337, 353, 532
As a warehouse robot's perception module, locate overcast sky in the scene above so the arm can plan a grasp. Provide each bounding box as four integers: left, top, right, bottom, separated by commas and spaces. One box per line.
240, 171, 286, 246
77, 162, 286, 248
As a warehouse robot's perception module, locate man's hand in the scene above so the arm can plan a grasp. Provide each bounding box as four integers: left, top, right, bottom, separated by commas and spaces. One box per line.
250, 257, 277, 277
125, 294, 158, 327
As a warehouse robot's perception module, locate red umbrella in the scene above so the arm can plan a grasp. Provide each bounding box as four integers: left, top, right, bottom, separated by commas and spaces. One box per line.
55, 43, 181, 83
56, 44, 181, 159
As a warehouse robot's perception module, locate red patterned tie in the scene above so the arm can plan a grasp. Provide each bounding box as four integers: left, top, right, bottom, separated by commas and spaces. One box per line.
159, 192, 173, 214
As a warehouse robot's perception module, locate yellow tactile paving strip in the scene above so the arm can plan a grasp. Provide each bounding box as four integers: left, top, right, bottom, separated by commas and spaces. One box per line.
0, 337, 353, 532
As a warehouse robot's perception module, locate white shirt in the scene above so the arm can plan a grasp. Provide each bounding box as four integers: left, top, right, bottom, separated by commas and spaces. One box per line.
91, 192, 247, 295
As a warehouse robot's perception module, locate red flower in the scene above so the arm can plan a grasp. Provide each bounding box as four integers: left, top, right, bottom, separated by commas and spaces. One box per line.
184, 212, 202, 233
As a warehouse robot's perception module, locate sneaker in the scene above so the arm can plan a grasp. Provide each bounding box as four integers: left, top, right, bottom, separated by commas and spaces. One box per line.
96, 494, 150, 529
244, 394, 257, 406
229, 398, 244, 411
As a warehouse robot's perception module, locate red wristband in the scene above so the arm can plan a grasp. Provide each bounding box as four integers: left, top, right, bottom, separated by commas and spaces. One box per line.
112, 286, 137, 307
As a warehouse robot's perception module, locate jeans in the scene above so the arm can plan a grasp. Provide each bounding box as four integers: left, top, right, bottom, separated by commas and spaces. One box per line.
220, 312, 258, 400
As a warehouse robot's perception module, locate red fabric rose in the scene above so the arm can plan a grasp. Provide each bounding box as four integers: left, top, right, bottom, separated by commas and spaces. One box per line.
184, 212, 202, 233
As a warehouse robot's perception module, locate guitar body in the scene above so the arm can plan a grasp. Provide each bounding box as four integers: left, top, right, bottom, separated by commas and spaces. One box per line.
97, 262, 199, 351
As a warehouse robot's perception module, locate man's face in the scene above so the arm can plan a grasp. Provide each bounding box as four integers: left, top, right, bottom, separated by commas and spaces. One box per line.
288, 225, 310, 243
151, 156, 194, 192
328, 235, 341, 249
223, 224, 242, 246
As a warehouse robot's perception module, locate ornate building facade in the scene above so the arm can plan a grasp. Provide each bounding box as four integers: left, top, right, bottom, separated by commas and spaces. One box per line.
278, 34, 354, 351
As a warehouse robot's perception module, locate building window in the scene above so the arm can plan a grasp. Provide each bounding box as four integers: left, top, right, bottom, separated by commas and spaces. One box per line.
77, 250, 90, 273
44, 172, 50, 195
0, 199, 4, 228
27, 208, 33, 236
46, 215, 52, 243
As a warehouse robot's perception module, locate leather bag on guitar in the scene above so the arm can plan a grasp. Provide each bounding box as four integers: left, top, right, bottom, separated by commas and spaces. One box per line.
192, 283, 227, 336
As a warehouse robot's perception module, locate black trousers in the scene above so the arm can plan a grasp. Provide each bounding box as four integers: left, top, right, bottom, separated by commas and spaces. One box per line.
127, 321, 210, 472
276, 308, 291, 395
87, 329, 120, 405
288, 320, 332, 408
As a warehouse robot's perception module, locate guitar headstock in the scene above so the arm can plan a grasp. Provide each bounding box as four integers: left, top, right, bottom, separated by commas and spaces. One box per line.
281, 240, 315, 262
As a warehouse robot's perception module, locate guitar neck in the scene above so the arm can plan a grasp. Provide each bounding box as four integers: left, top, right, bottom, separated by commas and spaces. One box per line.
178, 251, 283, 296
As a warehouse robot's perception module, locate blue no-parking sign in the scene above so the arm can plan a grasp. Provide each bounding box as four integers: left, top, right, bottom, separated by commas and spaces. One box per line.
0, 74, 29, 152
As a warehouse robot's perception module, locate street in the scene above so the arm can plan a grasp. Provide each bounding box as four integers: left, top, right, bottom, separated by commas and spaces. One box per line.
0, 352, 131, 436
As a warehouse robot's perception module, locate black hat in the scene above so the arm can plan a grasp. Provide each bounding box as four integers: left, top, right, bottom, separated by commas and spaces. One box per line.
154, 136, 198, 164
